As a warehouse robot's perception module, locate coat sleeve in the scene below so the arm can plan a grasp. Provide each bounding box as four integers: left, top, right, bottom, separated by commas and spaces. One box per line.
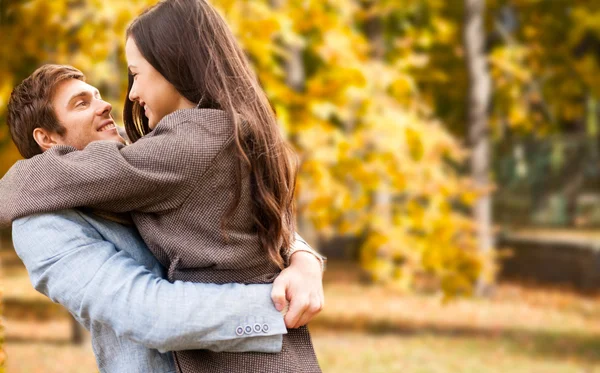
287, 232, 327, 271
0, 110, 232, 227
12, 210, 286, 353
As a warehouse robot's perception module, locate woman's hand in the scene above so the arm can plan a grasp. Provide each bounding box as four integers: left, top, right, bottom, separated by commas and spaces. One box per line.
271, 251, 325, 328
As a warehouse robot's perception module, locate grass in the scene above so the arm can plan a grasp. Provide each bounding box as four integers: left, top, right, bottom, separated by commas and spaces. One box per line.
314, 331, 599, 373
5, 320, 95, 373
312, 264, 600, 373
2, 248, 600, 372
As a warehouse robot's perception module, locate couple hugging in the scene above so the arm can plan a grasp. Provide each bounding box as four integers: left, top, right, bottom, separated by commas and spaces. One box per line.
0, 0, 325, 372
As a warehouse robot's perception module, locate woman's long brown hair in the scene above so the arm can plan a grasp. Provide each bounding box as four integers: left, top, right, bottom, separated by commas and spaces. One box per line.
123, 0, 297, 268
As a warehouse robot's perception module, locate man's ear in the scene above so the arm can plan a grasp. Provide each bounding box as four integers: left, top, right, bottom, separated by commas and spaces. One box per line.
32, 128, 60, 152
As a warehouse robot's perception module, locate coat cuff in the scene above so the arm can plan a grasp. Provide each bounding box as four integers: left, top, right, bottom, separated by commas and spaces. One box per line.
288, 235, 327, 272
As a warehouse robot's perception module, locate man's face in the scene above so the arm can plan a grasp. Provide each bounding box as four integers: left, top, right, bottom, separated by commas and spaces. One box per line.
50, 78, 125, 149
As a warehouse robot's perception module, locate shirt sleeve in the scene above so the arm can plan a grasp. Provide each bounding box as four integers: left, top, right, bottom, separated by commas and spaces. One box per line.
0, 109, 232, 227
12, 210, 287, 353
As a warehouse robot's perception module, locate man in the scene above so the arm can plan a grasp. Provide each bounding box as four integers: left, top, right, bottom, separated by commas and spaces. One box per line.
4, 64, 325, 372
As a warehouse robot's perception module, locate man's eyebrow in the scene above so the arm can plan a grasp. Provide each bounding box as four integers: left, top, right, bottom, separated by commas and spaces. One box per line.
67, 91, 90, 104
66, 89, 102, 106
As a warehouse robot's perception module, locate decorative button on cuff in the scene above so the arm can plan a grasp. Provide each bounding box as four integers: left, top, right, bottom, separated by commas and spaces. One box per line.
235, 326, 244, 336
261, 323, 269, 333
244, 325, 253, 335
253, 323, 262, 333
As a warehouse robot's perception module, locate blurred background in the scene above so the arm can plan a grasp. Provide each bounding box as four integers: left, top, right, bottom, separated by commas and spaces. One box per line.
1, 0, 600, 372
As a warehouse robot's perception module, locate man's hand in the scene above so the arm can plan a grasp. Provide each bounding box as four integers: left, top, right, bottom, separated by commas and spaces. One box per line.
271, 251, 324, 329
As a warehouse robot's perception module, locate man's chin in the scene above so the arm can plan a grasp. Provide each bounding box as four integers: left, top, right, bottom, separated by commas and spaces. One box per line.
93, 132, 126, 145
111, 135, 127, 145
111, 136, 127, 145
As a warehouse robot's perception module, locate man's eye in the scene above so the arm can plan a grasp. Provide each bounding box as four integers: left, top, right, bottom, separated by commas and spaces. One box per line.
76, 101, 88, 107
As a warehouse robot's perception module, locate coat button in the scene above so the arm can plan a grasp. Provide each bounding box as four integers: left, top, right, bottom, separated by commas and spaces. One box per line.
244, 325, 253, 335
235, 326, 244, 336
262, 323, 269, 333
254, 323, 262, 333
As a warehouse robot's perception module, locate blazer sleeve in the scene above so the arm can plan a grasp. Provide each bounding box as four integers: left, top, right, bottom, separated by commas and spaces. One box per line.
0, 109, 232, 227
12, 210, 287, 353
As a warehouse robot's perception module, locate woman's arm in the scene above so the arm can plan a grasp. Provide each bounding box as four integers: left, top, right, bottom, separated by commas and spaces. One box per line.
288, 232, 327, 270
0, 109, 231, 227
273, 233, 326, 329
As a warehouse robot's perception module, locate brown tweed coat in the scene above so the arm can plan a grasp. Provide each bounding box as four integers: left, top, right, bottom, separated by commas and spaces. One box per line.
0, 108, 321, 372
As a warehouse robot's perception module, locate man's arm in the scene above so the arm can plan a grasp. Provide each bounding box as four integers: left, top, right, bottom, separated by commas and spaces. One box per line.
12, 210, 287, 353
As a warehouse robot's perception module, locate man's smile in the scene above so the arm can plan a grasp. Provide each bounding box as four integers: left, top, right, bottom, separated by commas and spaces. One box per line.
97, 119, 117, 132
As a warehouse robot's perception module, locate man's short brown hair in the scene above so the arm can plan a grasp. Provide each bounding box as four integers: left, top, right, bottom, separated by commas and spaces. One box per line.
7, 64, 85, 158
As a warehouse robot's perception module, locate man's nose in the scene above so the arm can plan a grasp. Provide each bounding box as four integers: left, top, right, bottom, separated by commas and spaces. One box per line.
96, 100, 112, 116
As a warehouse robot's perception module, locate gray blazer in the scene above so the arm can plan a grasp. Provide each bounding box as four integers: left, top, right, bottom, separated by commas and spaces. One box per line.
0, 109, 321, 372
13, 209, 288, 373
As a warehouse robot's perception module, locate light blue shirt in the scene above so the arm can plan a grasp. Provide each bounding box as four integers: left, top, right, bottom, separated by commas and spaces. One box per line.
12, 209, 287, 373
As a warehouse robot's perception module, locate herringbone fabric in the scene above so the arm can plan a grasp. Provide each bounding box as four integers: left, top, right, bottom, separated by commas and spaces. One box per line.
174, 327, 321, 373
0, 108, 321, 372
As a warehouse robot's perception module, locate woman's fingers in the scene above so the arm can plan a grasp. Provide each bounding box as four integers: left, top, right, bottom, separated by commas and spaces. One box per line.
284, 293, 308, 327
299, 294, 324, 328
276, 252, 325, 328
286, 292, 324, 328
270, 276, 289, 313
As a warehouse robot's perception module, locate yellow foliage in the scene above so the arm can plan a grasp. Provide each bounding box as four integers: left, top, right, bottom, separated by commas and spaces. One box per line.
0, 0, 484, 297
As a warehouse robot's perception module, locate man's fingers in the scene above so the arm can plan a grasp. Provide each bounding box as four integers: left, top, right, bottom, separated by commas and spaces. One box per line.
271, 278, 288, 312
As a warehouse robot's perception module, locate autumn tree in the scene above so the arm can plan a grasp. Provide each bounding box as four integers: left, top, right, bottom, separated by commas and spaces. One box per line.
464, 0, 493, 294
0, 0, 483, 296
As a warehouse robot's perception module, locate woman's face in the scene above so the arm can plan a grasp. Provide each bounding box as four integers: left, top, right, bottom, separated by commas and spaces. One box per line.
125, 37, 194, 129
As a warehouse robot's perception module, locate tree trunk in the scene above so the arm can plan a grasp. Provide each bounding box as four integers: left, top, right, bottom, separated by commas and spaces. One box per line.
464, 0, 494, 296
269, 0, 319, 245
364, 3, 385, 60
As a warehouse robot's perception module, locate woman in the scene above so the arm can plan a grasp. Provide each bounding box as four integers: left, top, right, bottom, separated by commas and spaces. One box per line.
0, 0, 322, 372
